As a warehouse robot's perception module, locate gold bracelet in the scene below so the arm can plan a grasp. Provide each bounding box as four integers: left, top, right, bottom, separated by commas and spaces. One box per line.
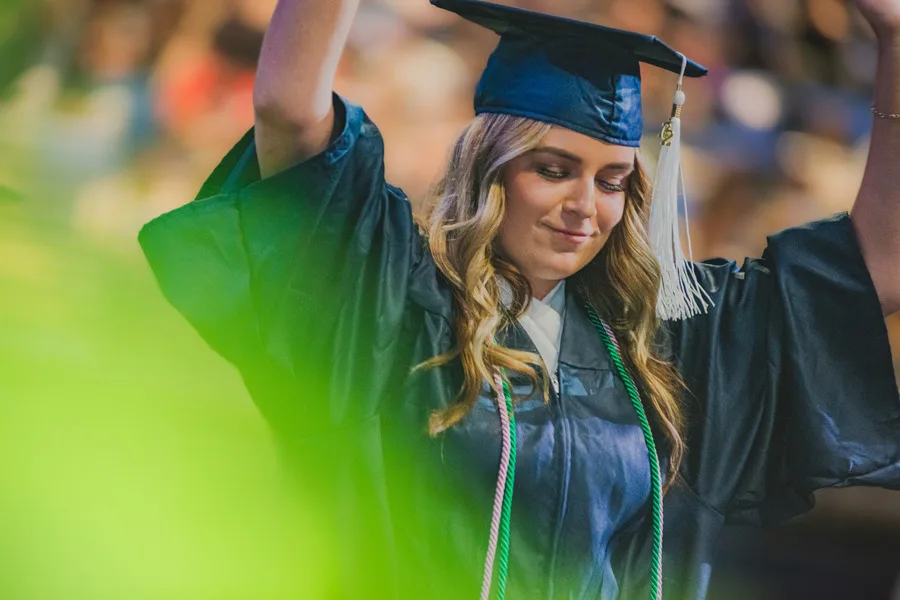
871, 104, 900, 119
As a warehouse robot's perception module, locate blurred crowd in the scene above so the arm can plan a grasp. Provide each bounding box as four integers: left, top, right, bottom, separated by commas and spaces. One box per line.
0, 0, 897, 353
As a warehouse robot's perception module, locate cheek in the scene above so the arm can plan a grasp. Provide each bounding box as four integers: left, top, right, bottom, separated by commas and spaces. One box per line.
500, 177, 563, 237
581, 197, 626, 262
496, 198, 534, 261
597, 195, 627, 231
507, 175, 565, 216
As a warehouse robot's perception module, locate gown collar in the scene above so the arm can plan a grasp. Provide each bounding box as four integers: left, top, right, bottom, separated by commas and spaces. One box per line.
498, 277, 565, 374
497, 278, 611, 373
558, 284, 614, 371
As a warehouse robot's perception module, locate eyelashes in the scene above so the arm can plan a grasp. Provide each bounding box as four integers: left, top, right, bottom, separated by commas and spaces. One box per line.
535, 166, 626, 193
598, 181, 625, 193
536, 166, 568, 180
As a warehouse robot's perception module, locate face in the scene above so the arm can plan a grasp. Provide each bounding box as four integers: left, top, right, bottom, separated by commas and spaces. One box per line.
499, 126, 636, 299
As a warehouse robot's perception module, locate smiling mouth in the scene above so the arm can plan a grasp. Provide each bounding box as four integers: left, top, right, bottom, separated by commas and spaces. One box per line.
545, 225, 593, 240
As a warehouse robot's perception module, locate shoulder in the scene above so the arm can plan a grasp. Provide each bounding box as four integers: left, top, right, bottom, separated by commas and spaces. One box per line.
406, 223, 455, 328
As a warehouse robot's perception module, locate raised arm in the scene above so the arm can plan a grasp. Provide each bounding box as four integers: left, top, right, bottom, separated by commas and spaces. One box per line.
139, 0, 426, 431
850, 0, 900, 316
253, 0, 361, 177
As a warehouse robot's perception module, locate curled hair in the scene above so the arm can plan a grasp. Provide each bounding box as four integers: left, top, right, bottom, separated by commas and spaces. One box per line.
418, 114, 686, 488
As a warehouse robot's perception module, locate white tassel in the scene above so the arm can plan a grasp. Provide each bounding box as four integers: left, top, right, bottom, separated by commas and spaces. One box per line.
648, 54, 713, 321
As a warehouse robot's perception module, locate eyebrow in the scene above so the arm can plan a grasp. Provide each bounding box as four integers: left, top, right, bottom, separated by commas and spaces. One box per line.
531, 146, 634, 173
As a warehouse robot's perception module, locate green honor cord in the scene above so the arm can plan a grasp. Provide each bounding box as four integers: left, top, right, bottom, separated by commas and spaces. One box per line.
585, 304, 664, 600
495, 379, 516, 600
488, 305, 664, 600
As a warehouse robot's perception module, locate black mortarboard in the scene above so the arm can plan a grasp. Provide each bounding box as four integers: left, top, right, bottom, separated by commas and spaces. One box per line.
430, 0, 707, 147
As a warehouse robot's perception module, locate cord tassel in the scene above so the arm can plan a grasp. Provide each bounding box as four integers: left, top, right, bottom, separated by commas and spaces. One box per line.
649, 54, 713, 321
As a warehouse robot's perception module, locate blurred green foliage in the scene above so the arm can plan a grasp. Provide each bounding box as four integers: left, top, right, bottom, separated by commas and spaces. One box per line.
0, 203, 336, 599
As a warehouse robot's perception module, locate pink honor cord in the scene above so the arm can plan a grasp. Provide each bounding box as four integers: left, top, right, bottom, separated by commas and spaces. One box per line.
479, 372, 513, 600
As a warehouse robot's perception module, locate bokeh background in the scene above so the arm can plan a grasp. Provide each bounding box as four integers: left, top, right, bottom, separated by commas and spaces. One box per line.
1, 0, 899, 598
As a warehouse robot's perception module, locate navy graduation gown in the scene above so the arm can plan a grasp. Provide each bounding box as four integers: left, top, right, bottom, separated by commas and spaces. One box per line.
138, 95, 899, 600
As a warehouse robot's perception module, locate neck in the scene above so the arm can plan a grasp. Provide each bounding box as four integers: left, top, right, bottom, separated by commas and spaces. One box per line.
530, 278, 562, 301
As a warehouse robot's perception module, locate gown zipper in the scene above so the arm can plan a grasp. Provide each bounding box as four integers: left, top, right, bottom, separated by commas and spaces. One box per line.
546, 362, 570, 598
548, 358, 561, 398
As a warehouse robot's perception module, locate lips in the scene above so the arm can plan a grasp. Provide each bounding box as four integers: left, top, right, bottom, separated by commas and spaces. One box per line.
546, 225, 593, 240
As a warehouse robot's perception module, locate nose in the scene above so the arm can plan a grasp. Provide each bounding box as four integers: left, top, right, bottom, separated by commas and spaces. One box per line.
562, 176, 597, 219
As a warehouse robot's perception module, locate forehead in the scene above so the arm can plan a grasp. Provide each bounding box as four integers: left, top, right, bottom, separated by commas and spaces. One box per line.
537, 126, 637, 165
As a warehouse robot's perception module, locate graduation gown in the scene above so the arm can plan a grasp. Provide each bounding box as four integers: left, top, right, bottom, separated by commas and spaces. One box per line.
138, 95, 900, 600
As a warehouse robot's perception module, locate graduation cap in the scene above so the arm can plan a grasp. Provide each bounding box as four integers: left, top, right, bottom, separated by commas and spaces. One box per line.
431, 0, 714, 320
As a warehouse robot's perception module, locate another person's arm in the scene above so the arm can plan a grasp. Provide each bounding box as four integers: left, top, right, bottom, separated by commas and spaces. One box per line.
253, 0, 361, 177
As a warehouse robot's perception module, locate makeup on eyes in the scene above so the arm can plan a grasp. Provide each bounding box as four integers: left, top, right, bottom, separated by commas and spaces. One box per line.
535, 163, 627, 193
532, 146, 634, 171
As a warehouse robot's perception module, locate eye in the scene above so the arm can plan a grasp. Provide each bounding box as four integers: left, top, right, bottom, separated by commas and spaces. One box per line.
536, 165, 569, 180
596, 180, 625, 193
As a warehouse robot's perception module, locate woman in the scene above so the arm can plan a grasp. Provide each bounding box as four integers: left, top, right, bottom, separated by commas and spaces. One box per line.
139, 0, 900, 598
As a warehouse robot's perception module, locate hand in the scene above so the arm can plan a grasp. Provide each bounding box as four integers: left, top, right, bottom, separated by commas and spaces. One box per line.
850, 0, 900, 38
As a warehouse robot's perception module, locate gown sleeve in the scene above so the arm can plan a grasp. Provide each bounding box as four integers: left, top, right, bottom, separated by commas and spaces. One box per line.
138, 94, 425, 434
667, 213, 900, 526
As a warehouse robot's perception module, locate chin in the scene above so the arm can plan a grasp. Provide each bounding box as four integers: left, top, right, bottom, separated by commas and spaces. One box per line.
535, 258, 589, 282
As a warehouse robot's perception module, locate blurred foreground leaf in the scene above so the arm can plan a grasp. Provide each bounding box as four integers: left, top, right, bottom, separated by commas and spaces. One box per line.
0, 204, 335, 599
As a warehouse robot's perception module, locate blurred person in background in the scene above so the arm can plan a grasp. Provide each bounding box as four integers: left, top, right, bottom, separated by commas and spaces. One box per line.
156, 9, 265, 165
0, 0, 185, 226
136, 0, 900, 598
0, 0, 43, 203
41, 1, 159, 192
0, 0, 43, 102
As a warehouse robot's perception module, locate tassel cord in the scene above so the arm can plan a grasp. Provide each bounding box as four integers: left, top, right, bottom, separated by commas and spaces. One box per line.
649, 52, 714, 320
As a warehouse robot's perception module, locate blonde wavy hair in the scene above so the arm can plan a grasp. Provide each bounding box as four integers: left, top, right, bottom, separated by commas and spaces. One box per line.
418, 113, 686, 486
